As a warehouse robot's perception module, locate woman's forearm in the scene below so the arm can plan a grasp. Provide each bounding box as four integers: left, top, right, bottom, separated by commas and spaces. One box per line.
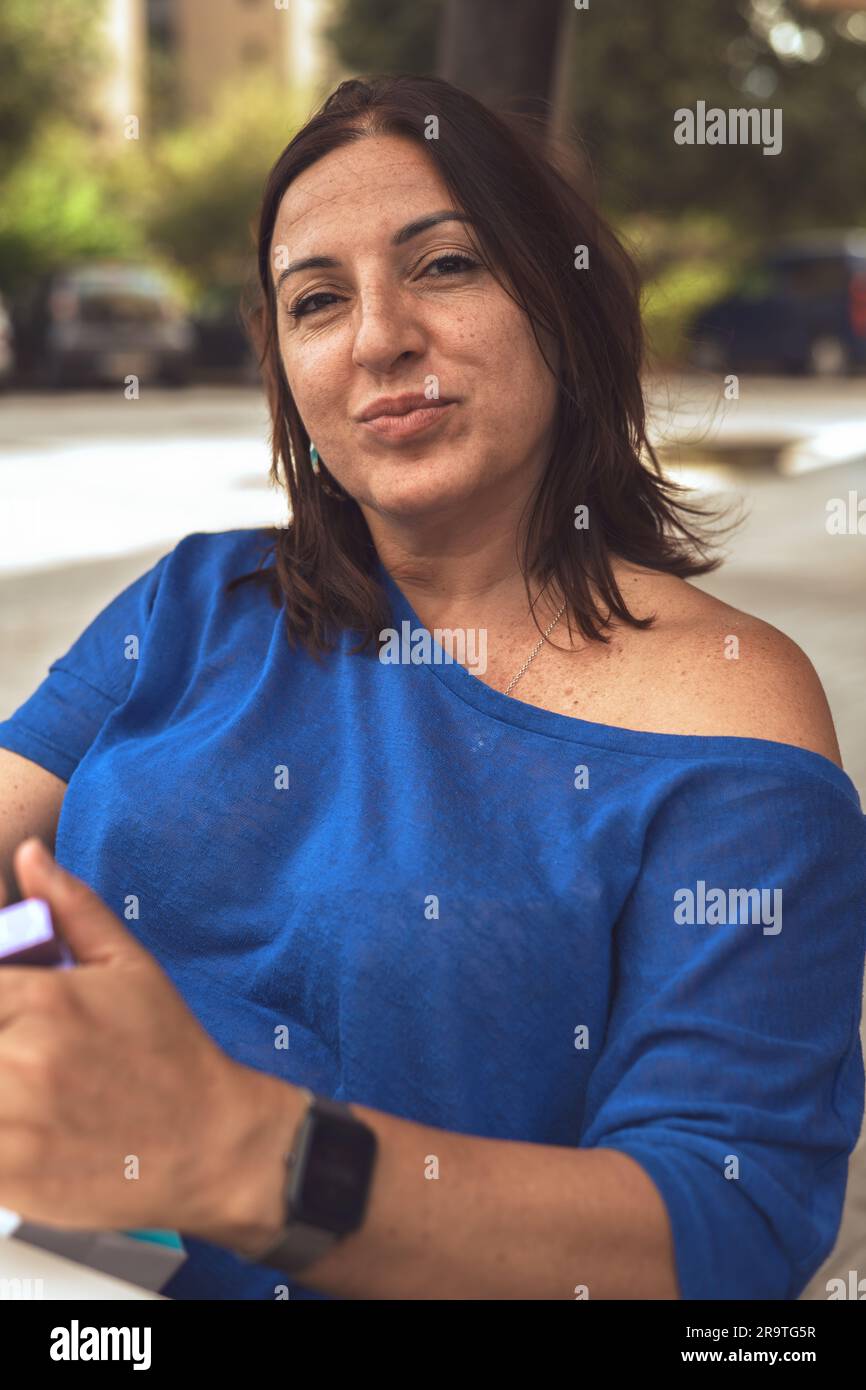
192, 1068, 680, 1300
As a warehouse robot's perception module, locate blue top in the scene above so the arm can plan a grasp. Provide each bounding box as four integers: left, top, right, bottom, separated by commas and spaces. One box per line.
1, 527, 864, 1302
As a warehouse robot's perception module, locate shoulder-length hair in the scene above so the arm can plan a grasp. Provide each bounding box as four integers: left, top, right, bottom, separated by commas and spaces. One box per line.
231, 73, 731, 657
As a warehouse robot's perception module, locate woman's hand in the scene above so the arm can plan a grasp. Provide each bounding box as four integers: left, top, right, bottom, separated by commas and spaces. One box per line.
0, 838, 293, 1247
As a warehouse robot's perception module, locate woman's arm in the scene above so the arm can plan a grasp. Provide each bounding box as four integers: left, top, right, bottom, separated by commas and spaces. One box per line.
0, 749, 66, 897
0, 839, 677, 1302
195, 1074, 680, 1301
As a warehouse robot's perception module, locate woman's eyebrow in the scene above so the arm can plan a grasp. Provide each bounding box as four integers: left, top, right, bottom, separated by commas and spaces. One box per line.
392, 210, 473, 245
274, 211, 474, 292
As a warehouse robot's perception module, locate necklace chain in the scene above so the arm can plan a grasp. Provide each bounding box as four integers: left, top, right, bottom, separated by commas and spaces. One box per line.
503, 598, 568, 696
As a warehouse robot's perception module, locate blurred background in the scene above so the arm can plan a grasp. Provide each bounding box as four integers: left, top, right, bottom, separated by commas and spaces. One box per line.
1, 0, 865, 1300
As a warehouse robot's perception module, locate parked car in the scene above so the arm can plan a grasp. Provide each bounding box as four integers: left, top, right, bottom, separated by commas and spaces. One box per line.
12, 262, 196, 387
689, 231, 866, 376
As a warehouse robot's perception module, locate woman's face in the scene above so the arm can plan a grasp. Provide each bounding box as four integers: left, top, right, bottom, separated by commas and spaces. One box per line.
271, 134, 559, 529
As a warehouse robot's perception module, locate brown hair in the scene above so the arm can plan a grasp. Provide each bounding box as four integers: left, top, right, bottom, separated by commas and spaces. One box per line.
231, 73, 732, 657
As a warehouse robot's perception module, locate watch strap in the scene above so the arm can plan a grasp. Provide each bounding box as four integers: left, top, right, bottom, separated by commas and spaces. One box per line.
256, 1089, 358, 1277
260, 1219, 339, 1275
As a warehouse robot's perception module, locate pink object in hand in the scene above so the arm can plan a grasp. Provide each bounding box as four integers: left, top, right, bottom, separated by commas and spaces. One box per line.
0, 898, 74, 968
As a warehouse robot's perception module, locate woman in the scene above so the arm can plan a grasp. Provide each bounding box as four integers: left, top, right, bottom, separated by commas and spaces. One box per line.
0, 75, 863, 1301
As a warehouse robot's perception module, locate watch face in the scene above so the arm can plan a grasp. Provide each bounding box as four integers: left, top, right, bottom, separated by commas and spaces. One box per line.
293, 1110, 377, 1234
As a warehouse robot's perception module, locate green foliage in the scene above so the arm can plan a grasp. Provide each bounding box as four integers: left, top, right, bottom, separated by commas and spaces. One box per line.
566, 0, 866, 229
643, 255, 741, 367
621, 213, 747, 366
0, 0, 118, 291
0, 74, 307, 302
134, 75, 308, 295
0, 0, 107, 172
0, 125, 144, 292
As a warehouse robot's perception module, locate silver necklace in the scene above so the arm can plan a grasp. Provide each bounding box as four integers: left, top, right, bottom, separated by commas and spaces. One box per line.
503, 597, 568, 696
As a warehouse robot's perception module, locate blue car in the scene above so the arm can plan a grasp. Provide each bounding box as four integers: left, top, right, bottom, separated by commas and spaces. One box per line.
689, 231, 866, 376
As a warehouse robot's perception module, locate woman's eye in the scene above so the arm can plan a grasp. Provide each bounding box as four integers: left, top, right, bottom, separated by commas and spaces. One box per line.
288, 253, 479, 319
289, 291, 339, 320
421, 253, 479, 279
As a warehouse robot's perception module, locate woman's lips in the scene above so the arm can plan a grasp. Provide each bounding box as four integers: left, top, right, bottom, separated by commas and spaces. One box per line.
359, 401, 456, 441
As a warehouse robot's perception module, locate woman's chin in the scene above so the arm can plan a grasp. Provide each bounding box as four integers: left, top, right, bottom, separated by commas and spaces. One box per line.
361, 461, 479, 518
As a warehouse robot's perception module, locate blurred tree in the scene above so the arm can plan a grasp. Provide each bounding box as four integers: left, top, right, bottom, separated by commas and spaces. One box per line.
437, 0, 565, 115
325, 0, 441, 75
326, 0, 866, 230
0, 125, 143, 292
562, 0, 866, 229
135, 75, 307, 295
146, 8, 183, 135
0, 72, 304, 304
0, 0, 107, 174
325, 0, 565, 117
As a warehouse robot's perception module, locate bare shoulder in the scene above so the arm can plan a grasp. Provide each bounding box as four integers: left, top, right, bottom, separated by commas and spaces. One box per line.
610, 563, 843, 767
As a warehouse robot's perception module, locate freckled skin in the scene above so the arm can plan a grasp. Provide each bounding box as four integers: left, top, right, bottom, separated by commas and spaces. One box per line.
271, 133, 559, 532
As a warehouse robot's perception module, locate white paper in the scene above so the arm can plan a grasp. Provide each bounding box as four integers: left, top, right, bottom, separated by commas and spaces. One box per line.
0, 1206, 22, 1238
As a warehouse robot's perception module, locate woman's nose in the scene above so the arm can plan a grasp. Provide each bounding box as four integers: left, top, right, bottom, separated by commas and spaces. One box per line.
351, 283, 427, 375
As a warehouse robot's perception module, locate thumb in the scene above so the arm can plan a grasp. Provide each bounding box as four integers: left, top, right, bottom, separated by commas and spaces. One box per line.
12, 837, 144, 967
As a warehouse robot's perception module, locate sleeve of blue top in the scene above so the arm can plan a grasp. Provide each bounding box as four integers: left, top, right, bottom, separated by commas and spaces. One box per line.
579, 757, 866, 1301
0, 552, 169, 783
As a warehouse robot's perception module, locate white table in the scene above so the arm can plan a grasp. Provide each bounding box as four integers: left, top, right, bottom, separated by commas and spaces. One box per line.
0, 1237, 164, 1299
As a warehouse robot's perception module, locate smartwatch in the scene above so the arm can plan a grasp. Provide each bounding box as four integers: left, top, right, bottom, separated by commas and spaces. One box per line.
257, 1089, 378, 1275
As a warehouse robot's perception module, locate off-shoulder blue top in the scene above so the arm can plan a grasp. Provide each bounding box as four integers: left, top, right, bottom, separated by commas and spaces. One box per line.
0, 527, 864, 1301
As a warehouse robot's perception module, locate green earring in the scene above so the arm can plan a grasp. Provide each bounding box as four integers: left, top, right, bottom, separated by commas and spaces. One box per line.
307, 440, 346, 502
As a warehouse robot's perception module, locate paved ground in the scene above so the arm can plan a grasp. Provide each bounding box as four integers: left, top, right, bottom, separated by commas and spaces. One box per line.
1, 379, 864, 1298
